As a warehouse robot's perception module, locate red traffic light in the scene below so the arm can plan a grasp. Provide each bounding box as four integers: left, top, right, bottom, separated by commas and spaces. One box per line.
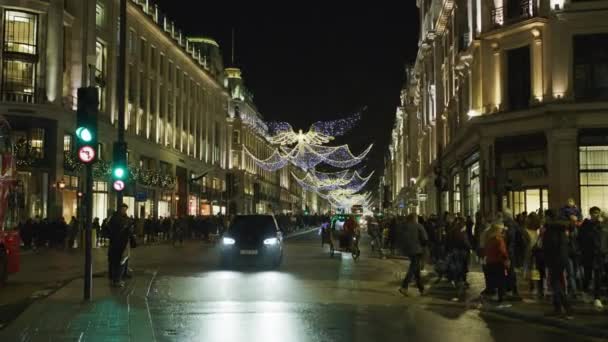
78, 146, 96, 164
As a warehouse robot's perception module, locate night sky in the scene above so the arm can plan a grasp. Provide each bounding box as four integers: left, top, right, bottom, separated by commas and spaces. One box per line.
156, 1, 420, 188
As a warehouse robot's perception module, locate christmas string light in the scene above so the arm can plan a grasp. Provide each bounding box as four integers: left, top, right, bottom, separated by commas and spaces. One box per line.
279, 143, 373, 170
319, 190, 373, 209
243, 146, 289, 171
268, 128, 333, 146
292, 169, 374, 192
310, 108, 365, 137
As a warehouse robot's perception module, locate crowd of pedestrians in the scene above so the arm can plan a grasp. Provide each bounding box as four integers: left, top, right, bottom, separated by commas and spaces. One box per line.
386, 198, 608, 319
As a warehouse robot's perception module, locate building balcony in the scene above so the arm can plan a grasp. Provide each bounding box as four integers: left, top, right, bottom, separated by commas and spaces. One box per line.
1, 89, 46, 105
491, 0, 537, 28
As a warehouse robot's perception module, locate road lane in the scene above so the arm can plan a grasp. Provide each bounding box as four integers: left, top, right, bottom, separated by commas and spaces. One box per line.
146, 230, 602, 342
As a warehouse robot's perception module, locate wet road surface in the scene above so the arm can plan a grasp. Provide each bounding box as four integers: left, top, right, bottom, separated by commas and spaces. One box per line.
147, 231, 602, 342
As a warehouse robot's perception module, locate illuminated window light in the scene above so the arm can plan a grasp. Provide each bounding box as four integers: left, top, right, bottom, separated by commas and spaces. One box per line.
467, 109, 481, 117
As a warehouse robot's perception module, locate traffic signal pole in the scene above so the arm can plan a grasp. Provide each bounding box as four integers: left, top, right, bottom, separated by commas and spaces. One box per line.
76, 86, 99, 301
84, 162, 93, 300
117, 0, 127, 208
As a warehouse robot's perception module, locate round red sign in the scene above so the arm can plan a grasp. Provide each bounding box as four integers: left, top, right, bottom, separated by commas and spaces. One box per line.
113, 180, 125, 192
78, 146, 96, 163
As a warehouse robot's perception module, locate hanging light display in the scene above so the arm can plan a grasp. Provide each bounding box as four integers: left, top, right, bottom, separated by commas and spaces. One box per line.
292, 169, 374, 192
319, 189, 373, 209
267, 108, 364, 137
245, 141, 373, 172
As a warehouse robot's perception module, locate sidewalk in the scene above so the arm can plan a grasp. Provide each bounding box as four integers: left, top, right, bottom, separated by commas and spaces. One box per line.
0, 240, 213, 330
390, 256, 608, 339
0, 270, 157, 341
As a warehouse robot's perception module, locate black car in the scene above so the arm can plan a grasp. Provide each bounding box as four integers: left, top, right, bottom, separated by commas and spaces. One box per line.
220, 215, 283, 268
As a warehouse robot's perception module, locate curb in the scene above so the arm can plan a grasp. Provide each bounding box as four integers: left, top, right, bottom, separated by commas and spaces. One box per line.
482, 305, 608, 339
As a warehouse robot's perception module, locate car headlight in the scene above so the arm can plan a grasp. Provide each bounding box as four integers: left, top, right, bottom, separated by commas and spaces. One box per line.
263, 237, 278, 245
223, 237, 236, 245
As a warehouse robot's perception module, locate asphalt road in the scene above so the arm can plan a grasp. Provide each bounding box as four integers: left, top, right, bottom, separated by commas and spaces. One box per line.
146, 231, 602, 342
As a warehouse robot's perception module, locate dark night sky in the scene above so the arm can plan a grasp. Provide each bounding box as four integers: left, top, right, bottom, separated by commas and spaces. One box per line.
156, 1, 420, 188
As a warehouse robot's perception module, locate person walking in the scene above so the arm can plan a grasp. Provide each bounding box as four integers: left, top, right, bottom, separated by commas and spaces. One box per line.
107, 203, 133, 287
67, 216, 79, 250
579, 206, 608, 309
503, 209, 525, 299
445, 217, 472, 300
483, 223, 510, 308
92, 217, 100, 248
523, 213, 542, 295
543, 215, 574, 318
397, 213, 428, 296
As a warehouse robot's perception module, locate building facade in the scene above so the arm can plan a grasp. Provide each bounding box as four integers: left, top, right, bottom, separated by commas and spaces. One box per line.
224, 66, 306, 215
0, 0, 306, 223
384, 0, 608, 218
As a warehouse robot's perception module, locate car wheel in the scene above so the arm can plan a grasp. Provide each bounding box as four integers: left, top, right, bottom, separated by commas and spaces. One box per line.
0, 246, 8, 287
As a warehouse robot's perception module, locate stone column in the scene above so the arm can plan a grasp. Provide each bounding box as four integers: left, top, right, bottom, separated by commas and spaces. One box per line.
547, 127, 578, 210
46, 0, 65, 103
491, 41, 502, 112
531, 28, 544, 104
479, 136, 495, 217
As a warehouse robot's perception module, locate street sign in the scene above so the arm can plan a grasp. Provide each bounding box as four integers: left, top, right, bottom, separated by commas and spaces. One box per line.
113, 180, 125, 192
135, 191, 147, 202
418, 193, 428, 202
78, 146, 96, 163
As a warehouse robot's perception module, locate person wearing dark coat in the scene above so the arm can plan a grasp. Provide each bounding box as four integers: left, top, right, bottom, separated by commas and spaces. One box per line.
107, 203, 134, 287
543, 219, 573, 317
579, 206, 608, 309
503, 210, 524, 298
397, 213, 428, 296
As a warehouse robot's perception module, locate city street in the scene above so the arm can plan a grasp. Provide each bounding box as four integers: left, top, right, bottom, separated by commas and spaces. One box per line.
2, 229, 600, 341
143, 231, 603, 342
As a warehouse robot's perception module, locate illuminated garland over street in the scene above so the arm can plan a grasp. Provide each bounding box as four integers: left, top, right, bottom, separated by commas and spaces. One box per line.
267, 108, 364, 137
292, 169, 374, 192
319, 190, 373, 209
246, 141, 373, 172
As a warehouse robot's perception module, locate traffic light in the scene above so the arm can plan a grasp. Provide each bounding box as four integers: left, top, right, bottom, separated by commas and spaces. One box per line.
76, 87, 99, 164
112, 142, 128, 192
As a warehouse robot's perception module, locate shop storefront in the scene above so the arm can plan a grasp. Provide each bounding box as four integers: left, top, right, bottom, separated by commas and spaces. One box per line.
92, 181, 108, 221
201, 200, 212, 216
505, 188, 549, 215
496, 134, 549, 215
135, 189, 154, 219
579, 131, 608, 213
188, 195, 199, 215
158, 191, 173, 218
60, 175, 79, 222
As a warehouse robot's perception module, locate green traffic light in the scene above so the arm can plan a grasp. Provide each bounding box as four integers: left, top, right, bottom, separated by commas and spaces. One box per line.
113, 167, 126, 179
76, 127, 93, 142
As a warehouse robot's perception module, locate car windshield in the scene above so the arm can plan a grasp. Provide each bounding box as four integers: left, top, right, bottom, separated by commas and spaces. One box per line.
228, 216, 277, 237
